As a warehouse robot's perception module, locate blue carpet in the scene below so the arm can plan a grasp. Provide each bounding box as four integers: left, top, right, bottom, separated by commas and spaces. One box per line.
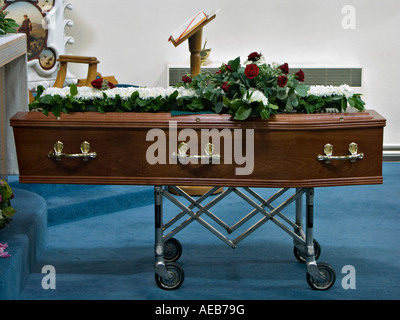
3, 163, 400, 300
0, 189, 47, 300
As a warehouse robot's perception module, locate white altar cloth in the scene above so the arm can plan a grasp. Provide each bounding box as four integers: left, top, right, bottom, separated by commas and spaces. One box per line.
0, 34, 28, 177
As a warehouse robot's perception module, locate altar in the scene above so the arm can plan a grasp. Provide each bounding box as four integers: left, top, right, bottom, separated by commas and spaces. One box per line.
0, 33, 28, 178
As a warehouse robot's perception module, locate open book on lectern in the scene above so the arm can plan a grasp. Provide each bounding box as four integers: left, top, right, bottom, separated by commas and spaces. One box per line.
168, 9, 220, 47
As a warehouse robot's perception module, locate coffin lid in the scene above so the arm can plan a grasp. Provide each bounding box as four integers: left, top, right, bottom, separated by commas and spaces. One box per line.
10, 110, 386, 130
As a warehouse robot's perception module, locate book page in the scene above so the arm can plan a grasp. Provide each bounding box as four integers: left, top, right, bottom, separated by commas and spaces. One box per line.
169, 11, 207, 43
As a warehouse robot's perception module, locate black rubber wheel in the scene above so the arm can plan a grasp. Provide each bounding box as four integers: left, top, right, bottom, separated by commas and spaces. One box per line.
155, 262, 185, 290
163, 238, 182, 262
294, 239, 321, 263
306, 262, 336, 290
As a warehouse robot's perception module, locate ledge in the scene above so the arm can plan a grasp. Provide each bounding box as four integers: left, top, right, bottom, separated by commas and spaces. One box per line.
0, 188, 47, 300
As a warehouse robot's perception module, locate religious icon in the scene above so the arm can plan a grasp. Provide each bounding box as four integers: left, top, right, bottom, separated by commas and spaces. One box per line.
38, 0, 54, 11
39, 47, 56, 70
17, 14, 32, 53
1, 1, 47, 61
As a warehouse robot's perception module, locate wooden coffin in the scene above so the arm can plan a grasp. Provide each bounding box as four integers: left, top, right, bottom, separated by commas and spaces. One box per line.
10, 110, 385, 188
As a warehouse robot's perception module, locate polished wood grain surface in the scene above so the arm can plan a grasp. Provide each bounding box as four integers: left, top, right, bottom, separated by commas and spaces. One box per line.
11, 111, 385, 187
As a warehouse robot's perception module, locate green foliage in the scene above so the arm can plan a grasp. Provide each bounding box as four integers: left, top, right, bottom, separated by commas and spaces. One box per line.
0, 10, 19, 35
0, 179, 16, 229
29, 53, 365, 120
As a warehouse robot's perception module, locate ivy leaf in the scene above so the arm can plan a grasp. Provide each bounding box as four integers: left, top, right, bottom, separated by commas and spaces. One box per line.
276, 87, 288, 100
130, 91, 139, 100
341, 97, 347, 111
255, 104, 271, 119
36, 85, 45, 99
168, 90, 179, 101
70, 84, 78, 96
285, 100, 294, 112
350, 95, 366, 111
268, 103, 279, 110
136, 98, 149, 107
214, 102, 224, 113
189, 98, 205, 110
40, 95, 54, 105
295, 84, 310, 97
234, 105, 252, 120
287, 91, 299, 108
230, 99, 244, 112
51, 105, 61, 118
94, 100, 105, 113
222, 96, 231, 107
228, 57, 241, 72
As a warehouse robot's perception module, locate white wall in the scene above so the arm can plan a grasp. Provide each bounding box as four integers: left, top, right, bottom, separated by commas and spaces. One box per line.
65, 0, 400, 146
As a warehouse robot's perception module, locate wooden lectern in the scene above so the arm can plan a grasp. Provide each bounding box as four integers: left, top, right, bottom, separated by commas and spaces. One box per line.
169, 12, 216, 77
169, 11, 222, 196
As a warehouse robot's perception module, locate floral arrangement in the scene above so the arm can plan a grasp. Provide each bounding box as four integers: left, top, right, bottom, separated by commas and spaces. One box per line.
0, 179, 15, 258
0, 243, 10, 258
0, 179, 15, 230
0, 10, 19, 35
29, 52, 365, 120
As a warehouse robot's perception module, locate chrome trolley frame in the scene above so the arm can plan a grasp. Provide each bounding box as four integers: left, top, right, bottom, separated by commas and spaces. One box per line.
154, 185, 336, 290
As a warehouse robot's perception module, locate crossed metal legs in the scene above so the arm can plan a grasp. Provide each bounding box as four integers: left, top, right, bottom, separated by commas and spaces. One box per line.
153, 186, 336, 290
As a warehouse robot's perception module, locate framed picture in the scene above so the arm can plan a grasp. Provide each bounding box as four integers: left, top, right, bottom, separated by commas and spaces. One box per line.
1, 0, 73, 87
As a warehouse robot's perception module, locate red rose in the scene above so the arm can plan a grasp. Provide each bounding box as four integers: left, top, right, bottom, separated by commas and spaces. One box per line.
244, 64, 259, 79
296, 69, 305, 82
221, 81, 230, 93
277, 75, 288, 87
247, 52, 262, 62
279, 63, 289, 75
182, 75, 192, 84
225, 64, 232, 72
91, 77, 116, 89
91, 78, 104, 89
107, 81, 116, 89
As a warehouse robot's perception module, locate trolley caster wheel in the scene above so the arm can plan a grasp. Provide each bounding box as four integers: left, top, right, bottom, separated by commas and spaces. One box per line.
294, 239, 321, 263
306, 262, 336, 290
163, 238, 182, 262
155, 262, 185, 290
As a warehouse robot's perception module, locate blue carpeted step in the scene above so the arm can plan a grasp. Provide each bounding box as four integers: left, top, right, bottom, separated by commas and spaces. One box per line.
7, 176, 102, 199
45, 185, 154, 225
7, 177, 154, 226
0, 189, 47, 300
1, 181, 154, 299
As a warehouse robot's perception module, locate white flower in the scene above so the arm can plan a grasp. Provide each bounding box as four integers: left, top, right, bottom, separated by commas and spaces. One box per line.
244, 88, 269, 106
175, 87, 197, 98
39, 86, 197, 102
308, 85, 355, 98
76, 87, 103, 100
41, 87, 70, 98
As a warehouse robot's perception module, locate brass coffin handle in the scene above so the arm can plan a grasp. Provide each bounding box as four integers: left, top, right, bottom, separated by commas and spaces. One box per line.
317, 142, 364, 164
171, 142, 221, 164
48, 141, 97, 161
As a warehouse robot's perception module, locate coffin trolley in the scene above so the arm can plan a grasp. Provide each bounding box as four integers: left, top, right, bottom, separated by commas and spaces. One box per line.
155, 185, 335, 290
10, 110, 386, 290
